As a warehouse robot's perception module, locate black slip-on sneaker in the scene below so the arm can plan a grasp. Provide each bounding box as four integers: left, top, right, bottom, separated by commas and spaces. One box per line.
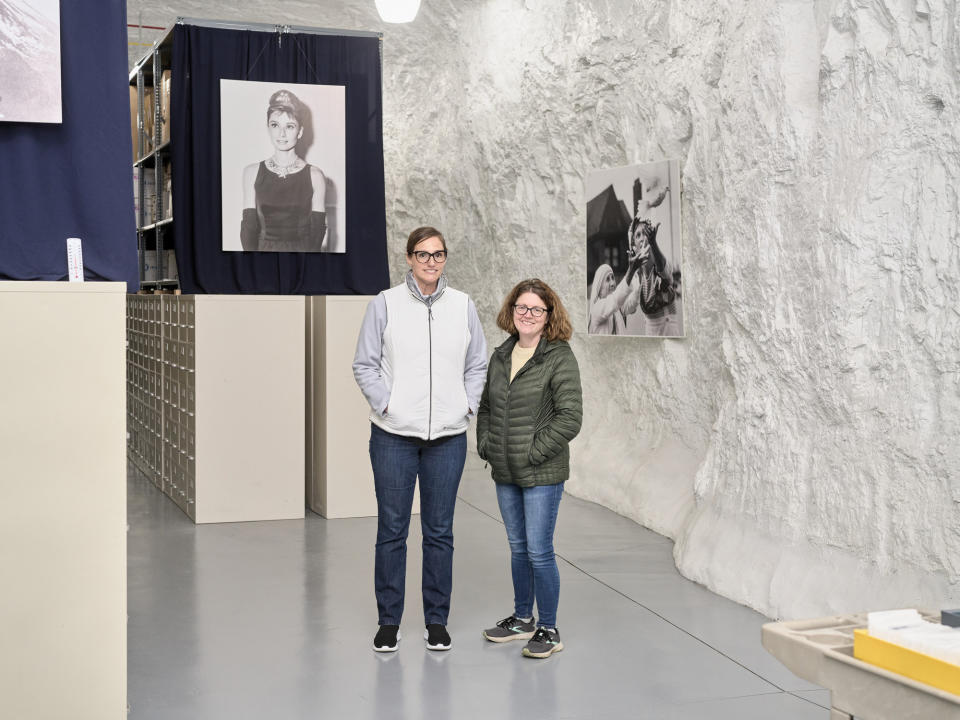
424, 623, 452, 651
373, 625, 401, 652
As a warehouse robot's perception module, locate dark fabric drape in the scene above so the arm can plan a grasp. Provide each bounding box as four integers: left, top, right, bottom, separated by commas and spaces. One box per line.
0, 0, 138, 288
171, 24, 389, 295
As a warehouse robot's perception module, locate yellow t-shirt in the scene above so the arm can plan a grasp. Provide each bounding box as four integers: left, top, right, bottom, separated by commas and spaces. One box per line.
510, 343, 537, 382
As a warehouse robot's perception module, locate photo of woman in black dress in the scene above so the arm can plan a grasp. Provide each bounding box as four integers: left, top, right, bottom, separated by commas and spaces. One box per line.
240, 89, 327, 252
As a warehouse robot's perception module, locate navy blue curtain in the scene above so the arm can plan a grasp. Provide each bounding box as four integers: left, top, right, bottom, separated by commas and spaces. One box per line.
171, 24, 389, 295
0, 0, 138, 287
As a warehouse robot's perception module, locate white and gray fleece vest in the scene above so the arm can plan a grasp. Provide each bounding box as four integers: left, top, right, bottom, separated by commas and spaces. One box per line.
371, 283, 471, 440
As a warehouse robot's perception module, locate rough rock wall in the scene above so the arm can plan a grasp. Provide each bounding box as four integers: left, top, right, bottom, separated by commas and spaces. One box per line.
671, 0, 960, 618
127, 0, 960, 618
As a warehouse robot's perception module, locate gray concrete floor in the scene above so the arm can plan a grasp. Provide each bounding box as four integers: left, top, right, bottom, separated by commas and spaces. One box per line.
128, 454, 830, 719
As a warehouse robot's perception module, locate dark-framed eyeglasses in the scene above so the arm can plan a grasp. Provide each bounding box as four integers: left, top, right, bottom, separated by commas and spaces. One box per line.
513, 304, 549, 318
411, 250, 448, 264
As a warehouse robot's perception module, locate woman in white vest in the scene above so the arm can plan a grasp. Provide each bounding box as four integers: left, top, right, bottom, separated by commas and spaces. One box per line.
353, 226, 487, 653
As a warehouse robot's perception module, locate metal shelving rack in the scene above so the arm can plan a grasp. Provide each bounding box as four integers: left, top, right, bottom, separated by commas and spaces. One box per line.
127, 294, 196, 519
130, 28, 176, 290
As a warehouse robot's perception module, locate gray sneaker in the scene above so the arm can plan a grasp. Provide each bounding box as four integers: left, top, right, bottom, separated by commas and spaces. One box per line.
483, 615, 536, 643
522, 627, 563, 658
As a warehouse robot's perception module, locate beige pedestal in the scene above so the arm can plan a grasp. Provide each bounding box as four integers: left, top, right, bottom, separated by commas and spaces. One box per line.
0, 282, 127, 720
306, 295, 419, 518
193, 295, 305, 523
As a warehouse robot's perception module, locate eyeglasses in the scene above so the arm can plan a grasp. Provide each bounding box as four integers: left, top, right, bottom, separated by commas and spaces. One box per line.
411, 250, 448, 264
513, 304, 549, 318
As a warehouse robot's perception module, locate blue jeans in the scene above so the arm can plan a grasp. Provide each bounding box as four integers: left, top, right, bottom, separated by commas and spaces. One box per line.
495, 482, 564, 628
369, 423, 466, 626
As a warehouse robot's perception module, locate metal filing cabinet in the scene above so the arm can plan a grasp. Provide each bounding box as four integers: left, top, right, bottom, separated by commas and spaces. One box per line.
160, 294, 195, 517
126, 294, 164, 492
126, 294, 304, 523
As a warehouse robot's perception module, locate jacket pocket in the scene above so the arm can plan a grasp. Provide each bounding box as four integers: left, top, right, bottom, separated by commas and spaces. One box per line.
433, 382, 469, 432
528, 439, 544, 466
527, 404, 554, 464
382, 378, 428, 435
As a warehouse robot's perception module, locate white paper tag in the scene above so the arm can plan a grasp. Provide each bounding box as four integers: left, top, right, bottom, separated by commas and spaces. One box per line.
67, 237, 84, 282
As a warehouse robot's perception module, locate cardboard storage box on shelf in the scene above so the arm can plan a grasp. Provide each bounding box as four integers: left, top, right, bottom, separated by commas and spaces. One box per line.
164, 250, 177, 280
160, 70, 171, 144
133, 167, 139, 221
142, 87, 155, 154
143, 250, 159, 282
140, 172, 157, 226
129, 86, 139, 162
163, 164, 173, 220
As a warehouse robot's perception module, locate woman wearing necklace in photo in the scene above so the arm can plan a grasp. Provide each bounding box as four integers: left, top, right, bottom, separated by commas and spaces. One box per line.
240, 89, 327, 252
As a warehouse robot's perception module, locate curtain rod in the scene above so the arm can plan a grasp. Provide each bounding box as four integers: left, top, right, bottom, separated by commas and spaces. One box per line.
175, 17, 382, 39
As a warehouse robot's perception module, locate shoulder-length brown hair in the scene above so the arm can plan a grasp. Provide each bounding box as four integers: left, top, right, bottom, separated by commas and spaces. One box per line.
496, 278, 573, 342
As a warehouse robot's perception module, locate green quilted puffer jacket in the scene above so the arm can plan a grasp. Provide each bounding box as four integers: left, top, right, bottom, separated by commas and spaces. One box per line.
476, 335, 583, 487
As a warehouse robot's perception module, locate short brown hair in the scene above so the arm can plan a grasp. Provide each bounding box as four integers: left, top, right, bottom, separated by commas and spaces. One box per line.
406, 226, 446, 255
496, 278, 573, 342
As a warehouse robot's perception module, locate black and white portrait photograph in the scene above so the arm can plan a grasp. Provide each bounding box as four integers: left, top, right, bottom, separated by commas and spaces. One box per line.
220, 79, 346, 253
585, 160, 684, 338
0, 0, 61, 124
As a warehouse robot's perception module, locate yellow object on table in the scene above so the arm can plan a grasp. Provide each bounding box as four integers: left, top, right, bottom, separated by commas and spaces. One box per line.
854, 628, 960, 696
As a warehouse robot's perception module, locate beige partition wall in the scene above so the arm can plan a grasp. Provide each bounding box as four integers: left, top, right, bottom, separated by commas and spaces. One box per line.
0, 282, 126, 720
306, 295, 420, 518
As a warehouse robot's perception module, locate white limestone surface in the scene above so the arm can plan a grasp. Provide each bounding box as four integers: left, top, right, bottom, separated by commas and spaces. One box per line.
127, 0, 960, 619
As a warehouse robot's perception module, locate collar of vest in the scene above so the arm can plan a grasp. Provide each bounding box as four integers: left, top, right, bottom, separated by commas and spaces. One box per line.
404, 269, 447, 306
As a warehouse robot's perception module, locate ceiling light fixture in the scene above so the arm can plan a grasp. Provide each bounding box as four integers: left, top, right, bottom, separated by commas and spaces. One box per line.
375, 0, 421, 23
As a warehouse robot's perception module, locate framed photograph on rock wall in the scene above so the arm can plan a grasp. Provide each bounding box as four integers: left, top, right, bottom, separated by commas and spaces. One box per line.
585, 160, 684, 338
220, 79, 346, 253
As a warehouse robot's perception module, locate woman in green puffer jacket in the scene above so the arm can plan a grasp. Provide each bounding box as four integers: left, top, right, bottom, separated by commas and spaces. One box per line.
477, 278, 582, 659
